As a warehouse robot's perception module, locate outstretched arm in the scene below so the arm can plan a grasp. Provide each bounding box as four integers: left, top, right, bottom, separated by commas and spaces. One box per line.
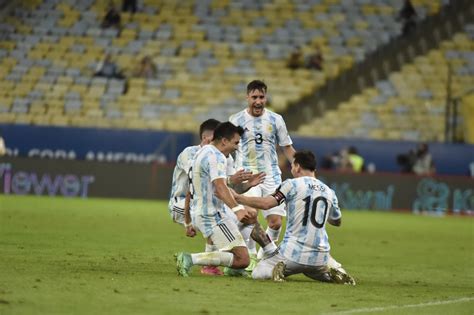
214, 178, 252, 222
230, 171, 265, 194
234, 193, 278, 210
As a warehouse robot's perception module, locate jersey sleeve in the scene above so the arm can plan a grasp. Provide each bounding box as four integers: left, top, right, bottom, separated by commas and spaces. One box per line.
226, 154, 236, 176
329, 190, 342, 220
176, 150, 186, 171
275, 114, 293, 147
209, 151, 227, 182
271, 179, 294, 205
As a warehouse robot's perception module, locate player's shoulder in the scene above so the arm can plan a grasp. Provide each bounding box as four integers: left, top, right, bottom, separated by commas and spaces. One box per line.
229, 109, 246, 122
184, 144, 200, 154
313, 178, 336, 195
179, 145, 199, 158
265, 109, 284, 120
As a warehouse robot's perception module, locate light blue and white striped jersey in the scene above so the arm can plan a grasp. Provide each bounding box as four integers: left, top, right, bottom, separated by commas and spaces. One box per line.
229, 109, 292, 185
168, 145, 200, 213
190, 144, 228, 237
274, 176, 341, 266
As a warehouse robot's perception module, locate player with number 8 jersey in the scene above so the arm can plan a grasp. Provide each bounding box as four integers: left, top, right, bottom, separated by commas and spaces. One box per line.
229, 80, 296, 266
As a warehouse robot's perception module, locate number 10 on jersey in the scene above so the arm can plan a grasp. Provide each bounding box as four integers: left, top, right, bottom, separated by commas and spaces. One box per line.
302, 196, 329, 228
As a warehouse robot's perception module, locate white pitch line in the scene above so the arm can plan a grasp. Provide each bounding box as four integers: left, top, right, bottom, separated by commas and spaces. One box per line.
325, 297, 474, 315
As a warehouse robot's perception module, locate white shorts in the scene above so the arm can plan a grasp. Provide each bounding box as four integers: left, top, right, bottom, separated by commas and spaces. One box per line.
207, 216, 247, 252
252, 252, 332, 282
245, 183, 286, 218
169, 197, 185, 225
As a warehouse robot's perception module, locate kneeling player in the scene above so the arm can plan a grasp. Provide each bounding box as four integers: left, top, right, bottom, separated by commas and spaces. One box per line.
233, 150, 356, 284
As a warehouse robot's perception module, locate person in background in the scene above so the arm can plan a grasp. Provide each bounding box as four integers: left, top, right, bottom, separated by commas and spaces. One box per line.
133, 55, 158, 79
306, 45, 324, 71
0, 131, 6, 156
101, 2, 121, 29
412, 143, 435, 175
287, 47, 304, 70
94, 53, 124, 79
398, 0, 418, 36
347, 146, 364, 173
122, 0, 137, 14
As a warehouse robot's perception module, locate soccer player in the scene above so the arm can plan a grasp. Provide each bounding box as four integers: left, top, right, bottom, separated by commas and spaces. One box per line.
169, 118, 253, 275
175, 122, 278, 277
169, 119, 223, 275
233, 150, 355, 284
169, 119, 220, 226
229, 80, 296, 266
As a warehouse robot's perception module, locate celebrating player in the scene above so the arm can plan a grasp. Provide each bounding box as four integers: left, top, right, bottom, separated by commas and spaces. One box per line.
229, 80, 296, 268
233, 150, 355, 284
175, 122, 278, 277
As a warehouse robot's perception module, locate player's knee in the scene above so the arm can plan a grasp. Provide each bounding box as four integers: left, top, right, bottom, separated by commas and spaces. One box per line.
232, 256, 250, 269
231, 249, 250, 269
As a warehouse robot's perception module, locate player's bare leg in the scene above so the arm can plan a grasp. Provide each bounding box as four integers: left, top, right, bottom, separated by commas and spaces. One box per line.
257, 214, 282, 259
251, 222, 278, 258
237, 206, 258, 272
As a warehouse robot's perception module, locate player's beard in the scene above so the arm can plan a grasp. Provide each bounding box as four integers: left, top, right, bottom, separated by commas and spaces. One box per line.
251, 104, 264, 116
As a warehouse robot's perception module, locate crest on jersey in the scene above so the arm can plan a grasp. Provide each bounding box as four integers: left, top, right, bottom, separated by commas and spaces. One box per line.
267, 124, 273, 132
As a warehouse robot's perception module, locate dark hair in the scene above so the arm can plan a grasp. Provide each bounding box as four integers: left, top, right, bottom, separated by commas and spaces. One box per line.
247, 80, 267, 94
212, 122, 244, 141
293, 150, 317, 171
348, 146, 358, 155
199, 119, 220, 139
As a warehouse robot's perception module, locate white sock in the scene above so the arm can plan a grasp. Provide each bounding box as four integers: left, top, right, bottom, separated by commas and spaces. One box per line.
262, 241, 278, 257
266, 226, 281, 241
239, 224, 257, 255
257, 227, 281, 259
247, 238, 257, 255
205, 243, 218, 252
191, 252, 234, 267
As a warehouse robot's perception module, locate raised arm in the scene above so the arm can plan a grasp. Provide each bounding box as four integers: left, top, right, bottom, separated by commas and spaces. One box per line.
281, 145, 296, 163
214, 178, 239, 208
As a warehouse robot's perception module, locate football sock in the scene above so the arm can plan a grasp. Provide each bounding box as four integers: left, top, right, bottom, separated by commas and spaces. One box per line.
266, 226, 281, 241
262, 241, 278, 257
205, 243, 218, 252
257, 226, 281, 259
239, 224, 257, 254
191, 252, 234, 267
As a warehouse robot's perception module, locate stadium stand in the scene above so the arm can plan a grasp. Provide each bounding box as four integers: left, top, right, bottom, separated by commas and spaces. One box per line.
296, 24, 474, 142
0, 0, 448, 134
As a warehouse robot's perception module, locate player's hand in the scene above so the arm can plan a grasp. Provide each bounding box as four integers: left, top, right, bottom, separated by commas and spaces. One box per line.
186, 226, 197, 237
230, 169, 253, 185
247, 172, 265, 188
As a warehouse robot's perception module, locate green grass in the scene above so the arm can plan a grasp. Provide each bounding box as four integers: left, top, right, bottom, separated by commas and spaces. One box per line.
0, 195, 473, 315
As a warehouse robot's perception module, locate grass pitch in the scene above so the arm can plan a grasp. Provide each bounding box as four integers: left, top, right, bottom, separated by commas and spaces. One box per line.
0, 195, 473, 315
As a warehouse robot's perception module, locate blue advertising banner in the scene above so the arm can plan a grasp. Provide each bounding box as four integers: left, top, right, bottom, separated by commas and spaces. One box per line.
1, 157, 471, 214
1, 124, 473, 176
0, 124, 194, 163
292, 136, 474, 176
